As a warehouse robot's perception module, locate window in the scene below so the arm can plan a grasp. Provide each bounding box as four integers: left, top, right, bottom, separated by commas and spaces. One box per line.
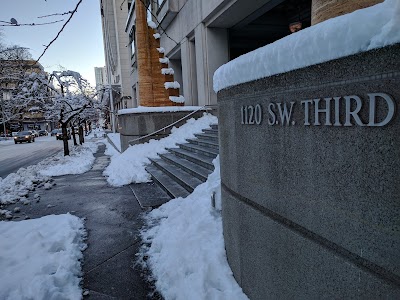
130, 28, 136, 57
156, 0, 166, 13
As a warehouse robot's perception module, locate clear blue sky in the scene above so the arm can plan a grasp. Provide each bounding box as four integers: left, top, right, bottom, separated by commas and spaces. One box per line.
0, 0, 105, 86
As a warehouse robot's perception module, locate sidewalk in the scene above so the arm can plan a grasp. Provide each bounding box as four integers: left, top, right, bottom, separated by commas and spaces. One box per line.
8, 144, 154, 299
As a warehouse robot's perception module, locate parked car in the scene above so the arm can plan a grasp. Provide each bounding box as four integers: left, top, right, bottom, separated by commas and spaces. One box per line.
38, 130, 48, 136
31, 130, 39, 137
55, 129, 71, 140
50, 129, 59, 136
14, 131, 35, 144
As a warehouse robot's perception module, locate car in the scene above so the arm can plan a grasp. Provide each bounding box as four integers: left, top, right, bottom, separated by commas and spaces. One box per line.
38, 130, 48, 136
14, 131, 35, 144
29, 129, 39, 137
31, 130, 39, 137
50, 129, 59, 136
55, 129, 71, 140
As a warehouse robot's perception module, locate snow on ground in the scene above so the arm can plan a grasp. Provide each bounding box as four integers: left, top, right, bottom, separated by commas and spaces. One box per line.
39, 142, 98, 177
0, 138, 14, 144
107, 133, 121, 152
0, 214, 86, 300
139, 157, 248, 300
213, 0, 400, 92
103, 113, 217, 187
0, 142, 98, 207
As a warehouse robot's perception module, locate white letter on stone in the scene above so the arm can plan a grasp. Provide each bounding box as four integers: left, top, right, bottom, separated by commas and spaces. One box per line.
277, 102, 295, 126
268, 103, 276, 125
314, 98, 332, 126
367, 93, 395, 127
301, 100, 313, 126
344, 95, 364, 126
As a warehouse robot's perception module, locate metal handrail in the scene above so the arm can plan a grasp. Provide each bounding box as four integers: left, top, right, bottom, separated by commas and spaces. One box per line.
128, 105, 216, 145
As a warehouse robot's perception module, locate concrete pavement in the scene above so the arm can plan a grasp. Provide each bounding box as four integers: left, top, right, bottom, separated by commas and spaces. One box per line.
6, 144, 158, 299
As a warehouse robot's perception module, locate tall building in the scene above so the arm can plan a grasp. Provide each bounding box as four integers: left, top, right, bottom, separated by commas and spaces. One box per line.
94, 66, 107, 91
99, 0, 133, 113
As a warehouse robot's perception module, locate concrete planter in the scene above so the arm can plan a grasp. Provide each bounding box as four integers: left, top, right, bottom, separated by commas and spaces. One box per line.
217, 44, 400, 299
117, 109, 214, 151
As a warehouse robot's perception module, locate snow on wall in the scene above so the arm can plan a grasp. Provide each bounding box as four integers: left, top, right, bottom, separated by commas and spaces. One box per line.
164, 81, 180, 89
169, 95, 185, 103
148, 21, 157, 29
157, 47, 165, 54
153, 33, 161, 39
161, 68, 174, 75
159, 57, 169, 64
213, 0, 400, 92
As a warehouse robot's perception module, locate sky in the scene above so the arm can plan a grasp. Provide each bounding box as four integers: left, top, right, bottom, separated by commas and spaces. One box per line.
0, 0, 105, 87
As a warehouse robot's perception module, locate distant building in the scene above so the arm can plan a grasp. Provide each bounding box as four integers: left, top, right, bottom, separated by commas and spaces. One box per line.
94, 66, 107, 91
99, 0, 133, 114
0, 59, 51, 132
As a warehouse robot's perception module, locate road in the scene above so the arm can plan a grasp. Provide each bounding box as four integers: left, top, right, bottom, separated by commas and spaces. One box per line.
0, 135, 73, 178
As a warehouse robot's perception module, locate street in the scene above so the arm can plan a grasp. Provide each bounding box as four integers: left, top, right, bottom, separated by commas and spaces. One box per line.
0, 135, 73, 178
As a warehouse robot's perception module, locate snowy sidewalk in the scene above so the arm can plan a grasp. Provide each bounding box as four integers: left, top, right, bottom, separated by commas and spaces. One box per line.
4, 144, 154, 299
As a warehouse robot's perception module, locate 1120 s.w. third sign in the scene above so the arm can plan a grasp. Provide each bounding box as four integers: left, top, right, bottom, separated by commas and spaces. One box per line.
240, 93, 396, 127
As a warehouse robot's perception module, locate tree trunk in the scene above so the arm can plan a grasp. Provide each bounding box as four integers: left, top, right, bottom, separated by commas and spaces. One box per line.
61, 123, 69, 156
79, 126, 84, 144
71, 126, 77, 146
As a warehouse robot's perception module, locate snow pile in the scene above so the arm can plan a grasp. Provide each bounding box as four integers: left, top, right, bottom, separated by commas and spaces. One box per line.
213, 0, 400, 92
157, 47, 165, 54
0, 214, 86, 299
139, 157, 247, 300
0, 167, 53, 205
169, 95, 185, 103
164, 81, 180, 89
86, 127, 105, 139
39, 142, 98, 177
103, 138, 120, 157
107, 133, 121, 152
0, 143, 98, 205
0, 209, 13, 219
118, 106, 208, 115
153, 33, 161, 39
103, 114, 217, 186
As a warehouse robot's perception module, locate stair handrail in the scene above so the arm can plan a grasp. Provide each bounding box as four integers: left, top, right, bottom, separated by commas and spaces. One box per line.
128, 105, 216, 145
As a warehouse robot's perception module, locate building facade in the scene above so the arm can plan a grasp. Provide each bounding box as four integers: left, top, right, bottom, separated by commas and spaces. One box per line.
126, 0, 315, 107
94, 66, 107, 91
0, 59, 51, 133
100, 0, 134, 114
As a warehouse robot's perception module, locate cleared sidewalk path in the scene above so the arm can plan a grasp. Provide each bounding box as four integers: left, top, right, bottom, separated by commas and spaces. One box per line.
19, 144, 154, 299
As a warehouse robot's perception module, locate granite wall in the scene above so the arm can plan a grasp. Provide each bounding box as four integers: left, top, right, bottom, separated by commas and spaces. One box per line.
117, 109, 214, 151
217, 44, 400, 299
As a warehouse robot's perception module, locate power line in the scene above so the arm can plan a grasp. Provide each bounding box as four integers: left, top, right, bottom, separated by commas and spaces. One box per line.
35, 0, 83, 64
37, 11, 74, 19
0, 19, 64, 27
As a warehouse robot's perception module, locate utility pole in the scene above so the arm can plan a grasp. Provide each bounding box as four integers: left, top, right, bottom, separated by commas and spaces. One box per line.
1, 92, 9, 138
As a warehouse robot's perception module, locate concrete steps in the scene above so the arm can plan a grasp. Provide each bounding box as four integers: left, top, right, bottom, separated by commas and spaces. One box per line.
145, 124, 219, 200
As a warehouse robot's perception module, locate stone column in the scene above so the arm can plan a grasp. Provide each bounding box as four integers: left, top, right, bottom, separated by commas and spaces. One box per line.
311, 0, 383, 25
135, 0, 154, 106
